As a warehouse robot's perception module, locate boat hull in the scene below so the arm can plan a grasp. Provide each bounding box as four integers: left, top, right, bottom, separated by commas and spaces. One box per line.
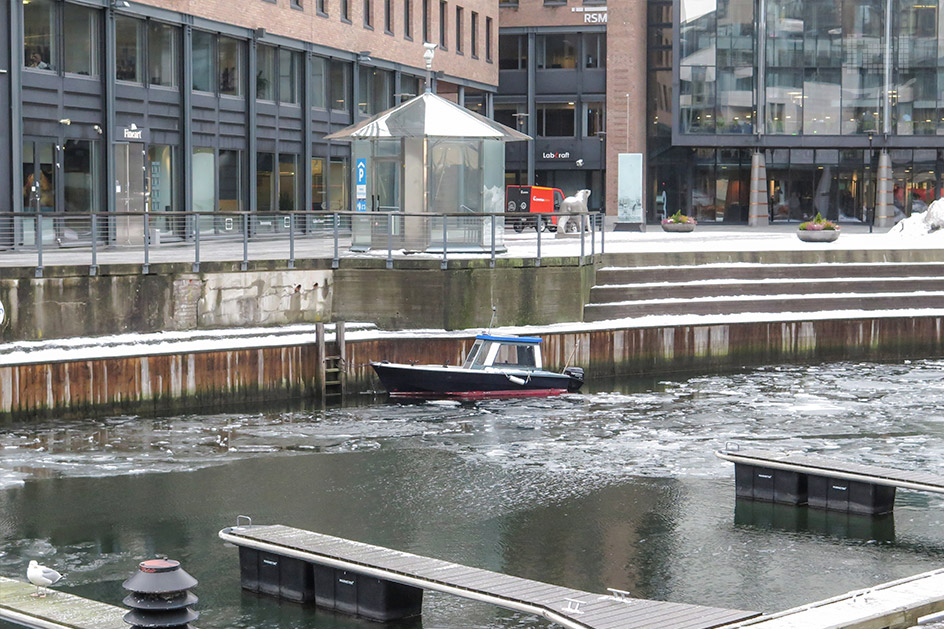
371, 362, 577, 399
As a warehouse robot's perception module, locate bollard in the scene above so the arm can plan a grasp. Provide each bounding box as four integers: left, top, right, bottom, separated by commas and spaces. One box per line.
122, 559, 199, 628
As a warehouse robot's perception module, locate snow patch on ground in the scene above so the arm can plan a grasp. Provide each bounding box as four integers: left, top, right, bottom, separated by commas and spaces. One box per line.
888, 199, 944, 238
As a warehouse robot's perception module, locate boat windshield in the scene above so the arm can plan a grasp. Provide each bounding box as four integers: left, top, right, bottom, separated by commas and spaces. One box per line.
462, 340, 488, 369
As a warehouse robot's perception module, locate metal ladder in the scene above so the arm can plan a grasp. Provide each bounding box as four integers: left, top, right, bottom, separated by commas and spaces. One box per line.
316, 322, 346, 402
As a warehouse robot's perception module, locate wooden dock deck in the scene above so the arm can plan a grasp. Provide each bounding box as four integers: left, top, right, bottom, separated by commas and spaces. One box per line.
0, 575, 126, 629
716, 449, 944, 493
718, 568, 944, 629
219, 523, 759, 629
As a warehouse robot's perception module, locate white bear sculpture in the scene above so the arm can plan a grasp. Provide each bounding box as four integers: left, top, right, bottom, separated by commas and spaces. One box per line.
557, 189, 592, 234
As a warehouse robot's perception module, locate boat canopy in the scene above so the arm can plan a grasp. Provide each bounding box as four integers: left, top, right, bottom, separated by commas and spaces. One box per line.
475, 334, 542, 344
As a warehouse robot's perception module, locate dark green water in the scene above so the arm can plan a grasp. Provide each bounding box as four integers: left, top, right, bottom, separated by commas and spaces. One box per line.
3, 360, 944, 628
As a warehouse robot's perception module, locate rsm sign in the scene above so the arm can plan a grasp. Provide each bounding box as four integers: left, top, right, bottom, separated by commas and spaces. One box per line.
571, 7, 607, 23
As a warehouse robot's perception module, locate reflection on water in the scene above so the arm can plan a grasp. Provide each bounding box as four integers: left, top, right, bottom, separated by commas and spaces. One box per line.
2, 360, 944, 627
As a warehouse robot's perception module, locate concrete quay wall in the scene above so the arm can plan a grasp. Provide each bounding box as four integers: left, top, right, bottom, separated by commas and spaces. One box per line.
2, 316, 941, 420
0, 258, 595, 343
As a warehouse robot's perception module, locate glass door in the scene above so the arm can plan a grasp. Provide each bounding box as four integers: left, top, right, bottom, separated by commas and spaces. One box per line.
115, 142, 147, 244
20, 139, 57, 247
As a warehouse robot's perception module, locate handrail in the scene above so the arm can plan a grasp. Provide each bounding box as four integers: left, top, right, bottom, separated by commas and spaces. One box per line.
0, 209, 605, 274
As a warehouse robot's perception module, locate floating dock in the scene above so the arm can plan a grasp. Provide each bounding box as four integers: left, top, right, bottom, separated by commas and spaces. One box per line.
219, 523, 758, 628
718, 568, 944, 629
716, 448, 944, 514
0, 575, 125, 629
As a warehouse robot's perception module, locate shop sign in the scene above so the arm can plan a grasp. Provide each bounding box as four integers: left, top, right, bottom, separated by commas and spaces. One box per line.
541, 151, 573, 160
572, 6, 607, 23
116, 125, 150, 142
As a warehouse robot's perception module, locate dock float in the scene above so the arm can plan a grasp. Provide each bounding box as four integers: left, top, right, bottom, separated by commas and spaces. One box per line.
0, 575, 126, 629
219, 523, 759, 628
716, 448, 944, 515
718, 567, 944, 629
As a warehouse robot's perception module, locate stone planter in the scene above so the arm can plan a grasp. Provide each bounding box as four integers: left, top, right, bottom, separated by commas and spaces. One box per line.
797, 229, 840, 242
661, 222, 696, 233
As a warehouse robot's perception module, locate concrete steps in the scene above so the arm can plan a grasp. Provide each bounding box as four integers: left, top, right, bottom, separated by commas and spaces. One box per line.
584, 262, 944, 322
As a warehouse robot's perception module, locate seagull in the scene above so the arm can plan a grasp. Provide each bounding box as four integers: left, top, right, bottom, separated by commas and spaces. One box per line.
27, 560, 63, 597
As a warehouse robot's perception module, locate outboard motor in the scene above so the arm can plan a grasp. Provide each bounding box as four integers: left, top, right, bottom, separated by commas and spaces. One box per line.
563, 367, 585, 392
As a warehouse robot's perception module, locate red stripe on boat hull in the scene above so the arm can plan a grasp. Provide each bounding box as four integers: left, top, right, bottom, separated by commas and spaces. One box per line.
388, 389, 568, 400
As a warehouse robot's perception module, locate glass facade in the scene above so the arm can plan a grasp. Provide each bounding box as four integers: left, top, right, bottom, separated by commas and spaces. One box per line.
658, 0, 944, 223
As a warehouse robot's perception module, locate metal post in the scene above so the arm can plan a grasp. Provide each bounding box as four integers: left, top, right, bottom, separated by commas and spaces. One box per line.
242, 213, 249, 271
490, 215, 496, 268
289, 211, 296, 269
601, 213, 605, 253
316, 321, 326, 403
143, 212, 150, 274
590, 214, 596, 261
580, 216, 585, 261
386, 213, 393, 269
33, 193, 43, 277
332, 213, 340, 269
192, 213, 200, 273
536, 219, 541, 268
441, 213, 447, 270
90, 212, 98, 276
337, 321, 346, 396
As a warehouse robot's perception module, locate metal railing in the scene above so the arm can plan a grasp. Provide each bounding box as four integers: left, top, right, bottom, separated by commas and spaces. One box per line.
0, 210, 605, 276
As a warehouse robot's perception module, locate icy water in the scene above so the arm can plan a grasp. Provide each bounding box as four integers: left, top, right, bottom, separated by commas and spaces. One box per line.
3, 360, 944, 628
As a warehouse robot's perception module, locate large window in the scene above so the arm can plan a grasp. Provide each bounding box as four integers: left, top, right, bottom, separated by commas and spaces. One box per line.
439, 1, 448, 48
358, 67, 393, 115
219, 37, 243, 96
486, 17, 492, 62
537, 34, 576, 69
585, 102, 605, 137
470, 12, 478, 58
24, 0, 55, 71
456, 7, 464, 54
330, 61, 352, 112
63, 4, 99, 77
257, 45, 277, 101
192, 148, 215, 213
148, 22, 178, 87
115, 15, 144, 83
311, 56, 327, 109
499, 34, 527, 70
279, 49, 301, 104
405, 0, 413, 39
584, 33, 605, 68
219, 150, 243, 212
192, 30, 214, 92
148, 145, 176, 213
537, 103, 575, 136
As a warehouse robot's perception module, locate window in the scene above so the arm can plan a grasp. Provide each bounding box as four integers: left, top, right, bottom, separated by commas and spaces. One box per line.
364, 0, 373, 28
537, 34, 576, 69
341, 0, 350, 21
585, 102, 605, 136
385, 0, 393, 32
499, 34, 526, 69
256, 152, 275, 212
191, 30, 214, 92
63, 4, 99, 77
584, 33, 605, 68
330, 60, 352, 112
257, 44, 276, 100
312, 158, 326, 210
358, 67, 393, 115
291, 0, 304, 9
456, 7, 463, 54
537, 103, 576, 136
423, 0, 430, 42
311, 56, 326, 109
115, 16, 144, 83
218, 37, 242, 96
148, 22, 178, 87
192, 148, 215, 213
470, 11, 478, 58
404, 0, 413, 38
148, 145, 176, 214
279, 154, 299, 210
279, 49, 301, 104
219, 150, 243, 212
317, 0, 327, 15
439, 1, 448, 49
23, 0, 55, 71
485, 17, 493, 62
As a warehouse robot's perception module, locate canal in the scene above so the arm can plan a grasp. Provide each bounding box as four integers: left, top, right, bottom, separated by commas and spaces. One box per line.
2, 360, 944, 628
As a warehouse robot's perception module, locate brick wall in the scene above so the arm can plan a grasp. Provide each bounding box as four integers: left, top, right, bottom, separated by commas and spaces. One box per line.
135, 0, 498, 87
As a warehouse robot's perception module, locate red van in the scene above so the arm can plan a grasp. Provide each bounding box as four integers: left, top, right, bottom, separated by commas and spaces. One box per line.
505, 185, 565, 232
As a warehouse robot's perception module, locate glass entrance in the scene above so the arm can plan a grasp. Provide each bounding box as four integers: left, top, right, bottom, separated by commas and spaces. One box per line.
20, 139, 57, 247
115, 142, 147, 244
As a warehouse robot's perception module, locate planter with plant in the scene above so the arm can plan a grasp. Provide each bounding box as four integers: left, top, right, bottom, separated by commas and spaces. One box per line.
797, 213, 840, 242
661, 210, 696, 232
